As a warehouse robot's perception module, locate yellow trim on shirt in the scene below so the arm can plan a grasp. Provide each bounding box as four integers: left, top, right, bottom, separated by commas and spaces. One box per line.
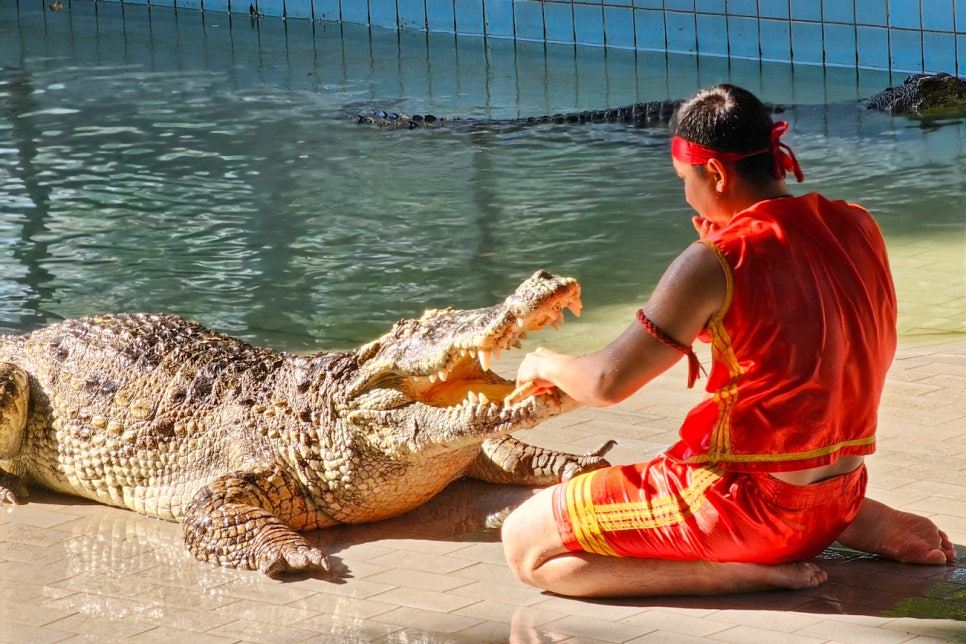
683, 434, 877, 465
698, 240, 744, 460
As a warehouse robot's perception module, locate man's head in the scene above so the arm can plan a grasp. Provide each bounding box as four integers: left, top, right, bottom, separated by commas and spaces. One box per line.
669, 85, 803, 228
669, 84, 778, 184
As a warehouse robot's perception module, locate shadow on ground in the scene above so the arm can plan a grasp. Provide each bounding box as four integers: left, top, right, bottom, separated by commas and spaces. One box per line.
327, 478, 966, 622
16, 477, 966, 625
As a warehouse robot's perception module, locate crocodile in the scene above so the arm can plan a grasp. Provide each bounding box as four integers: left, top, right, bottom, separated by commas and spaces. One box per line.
864, 72, 966, 117
352, 73, 966, 129
0, 270, 613, 575
353, 99, 683, 130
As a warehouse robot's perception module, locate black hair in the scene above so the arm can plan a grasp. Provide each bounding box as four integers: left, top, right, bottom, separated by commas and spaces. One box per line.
670, 84, 777, 182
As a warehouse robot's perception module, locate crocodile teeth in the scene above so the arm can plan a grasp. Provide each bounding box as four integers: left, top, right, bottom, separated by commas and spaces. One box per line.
428, 373, 437, 384
461, 391, 501, 411
511, 339, 522, 349
478, 350, 492, 371
437, 370, 448, 382
568, 300, 582, 317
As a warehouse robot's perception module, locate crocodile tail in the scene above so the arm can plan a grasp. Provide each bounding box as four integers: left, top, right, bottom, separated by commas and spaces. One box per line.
354, 100, 685, 130
355, 110, 447, 128
535, 100, 682, 127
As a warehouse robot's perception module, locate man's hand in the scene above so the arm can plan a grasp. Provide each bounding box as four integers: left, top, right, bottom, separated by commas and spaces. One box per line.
693, 216, 717, 239
504, 380, 553, 405
507, 348, 562, 404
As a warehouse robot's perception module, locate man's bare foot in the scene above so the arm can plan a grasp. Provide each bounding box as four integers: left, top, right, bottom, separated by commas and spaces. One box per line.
838, 498, 957, 564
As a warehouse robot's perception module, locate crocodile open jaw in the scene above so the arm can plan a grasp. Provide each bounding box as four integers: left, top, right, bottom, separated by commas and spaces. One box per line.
356, 270, 582, 415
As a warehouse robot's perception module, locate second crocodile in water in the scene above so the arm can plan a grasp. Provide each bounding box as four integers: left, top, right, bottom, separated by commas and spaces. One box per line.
0, 270, 612, 575
353, 73, 966, 129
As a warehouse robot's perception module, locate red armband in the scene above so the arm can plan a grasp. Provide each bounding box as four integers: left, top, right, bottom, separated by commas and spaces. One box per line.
636, 309, 705, 388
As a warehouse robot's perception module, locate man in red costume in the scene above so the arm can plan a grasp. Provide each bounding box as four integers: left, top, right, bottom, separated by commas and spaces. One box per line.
501, 84, 956, 597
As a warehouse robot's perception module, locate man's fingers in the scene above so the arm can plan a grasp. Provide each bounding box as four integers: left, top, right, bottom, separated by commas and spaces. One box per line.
504, 381, 552, 405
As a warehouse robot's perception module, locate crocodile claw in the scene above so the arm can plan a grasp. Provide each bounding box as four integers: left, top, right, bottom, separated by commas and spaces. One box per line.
0, 472, 28, 504
560, 439, 617, 481
261, 540, 330, 576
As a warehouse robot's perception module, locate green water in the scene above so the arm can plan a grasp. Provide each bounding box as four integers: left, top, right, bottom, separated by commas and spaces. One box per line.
1, 2, 964, 355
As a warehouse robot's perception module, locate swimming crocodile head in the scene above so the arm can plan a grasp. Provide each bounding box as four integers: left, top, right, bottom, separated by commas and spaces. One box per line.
343, 270, 582, 450
866, 73, 966, 117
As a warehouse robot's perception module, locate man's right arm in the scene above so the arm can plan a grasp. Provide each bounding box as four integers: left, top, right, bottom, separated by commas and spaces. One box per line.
514, 242, 727, 407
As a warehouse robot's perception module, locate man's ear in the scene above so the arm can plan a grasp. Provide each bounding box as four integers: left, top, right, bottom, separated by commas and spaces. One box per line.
706, 158, 729, 193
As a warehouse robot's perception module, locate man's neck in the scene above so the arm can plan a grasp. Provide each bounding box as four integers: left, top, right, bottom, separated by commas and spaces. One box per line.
727, 179, 793, 216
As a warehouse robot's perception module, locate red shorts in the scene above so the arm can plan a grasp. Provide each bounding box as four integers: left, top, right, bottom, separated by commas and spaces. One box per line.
553, 453, 867, 564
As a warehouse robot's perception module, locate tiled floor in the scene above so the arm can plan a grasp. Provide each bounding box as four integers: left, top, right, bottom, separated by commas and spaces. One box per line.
1, 333, 964, 643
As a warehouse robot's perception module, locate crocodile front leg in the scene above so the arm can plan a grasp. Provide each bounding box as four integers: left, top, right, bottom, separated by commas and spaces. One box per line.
466, 435, 616, 486
0, 362, 30, 504
182, 465, 336, 575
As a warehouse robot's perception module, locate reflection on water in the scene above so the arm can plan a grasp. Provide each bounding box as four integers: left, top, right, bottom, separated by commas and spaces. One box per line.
1, 1, 963, 354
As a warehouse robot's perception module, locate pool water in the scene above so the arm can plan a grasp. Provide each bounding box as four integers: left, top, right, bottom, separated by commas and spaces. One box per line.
1, 2, 963, 356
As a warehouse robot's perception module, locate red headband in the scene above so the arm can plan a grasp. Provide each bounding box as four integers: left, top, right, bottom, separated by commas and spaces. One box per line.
671, 121, 804, 182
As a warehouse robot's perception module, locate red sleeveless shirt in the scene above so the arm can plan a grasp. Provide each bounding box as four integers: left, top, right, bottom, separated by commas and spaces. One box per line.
666, 193, 897, 472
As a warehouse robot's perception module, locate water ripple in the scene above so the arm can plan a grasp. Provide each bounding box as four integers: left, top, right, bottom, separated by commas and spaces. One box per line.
1, 13, 962, 347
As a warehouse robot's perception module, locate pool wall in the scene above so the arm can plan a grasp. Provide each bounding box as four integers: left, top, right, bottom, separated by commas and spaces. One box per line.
78, 0, 965, 75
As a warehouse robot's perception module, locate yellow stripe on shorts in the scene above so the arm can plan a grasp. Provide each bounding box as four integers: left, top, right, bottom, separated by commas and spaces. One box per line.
564, 466, 723, 557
